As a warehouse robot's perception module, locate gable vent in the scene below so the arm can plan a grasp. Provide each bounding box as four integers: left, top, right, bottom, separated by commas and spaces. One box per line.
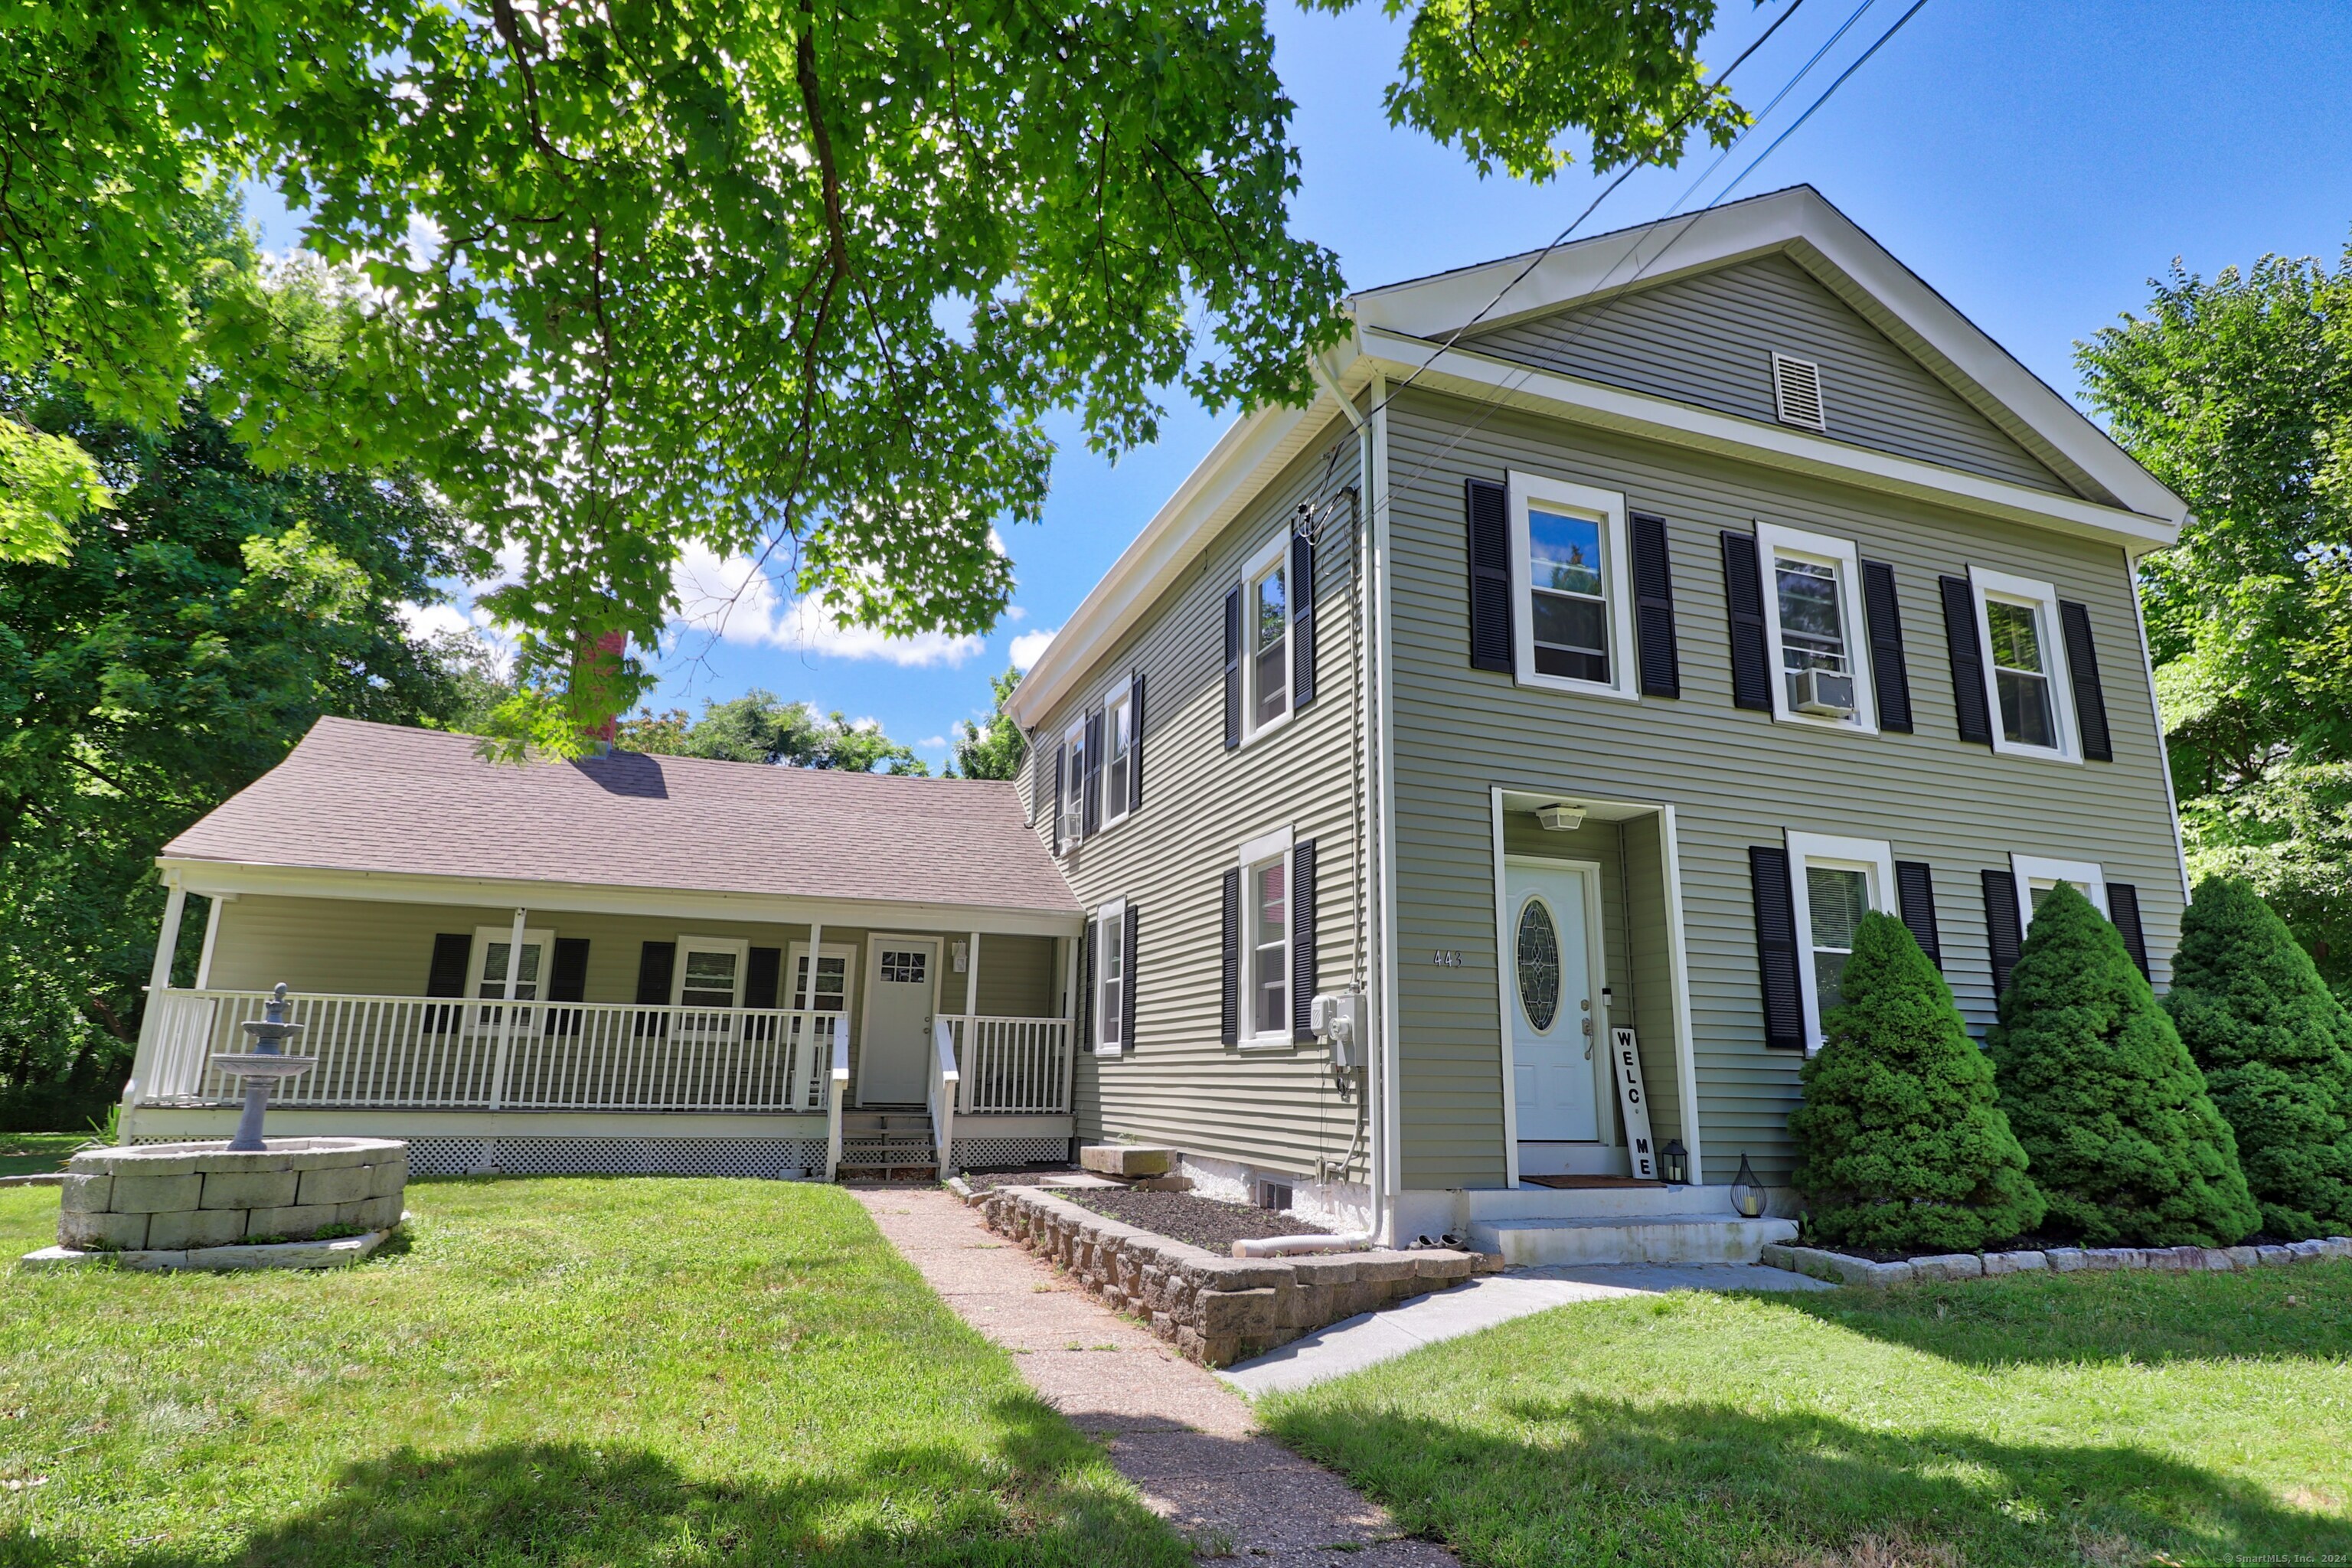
1771, 353, 1827, 430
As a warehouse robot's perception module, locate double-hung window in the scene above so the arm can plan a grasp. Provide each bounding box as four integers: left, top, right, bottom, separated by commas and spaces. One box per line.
1508, 473, 1638, 700
1240, 534, 1292, 740
2011, 854, 2108, 933
1236, 826, 1292, 1047
1101, 679, 1135, 829
1059, 716, 1087, 848
469, 924, 551, 1026
1093, 899, 1127, 1054
1969, 567, 2078, 762
1756, 521, 1874, 733
674, 935, 748, 1031
1784, 832, 1896, 1052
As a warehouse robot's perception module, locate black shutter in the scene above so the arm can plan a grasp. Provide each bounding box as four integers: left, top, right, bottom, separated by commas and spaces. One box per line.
1219, 868, 1240, 1047
746, 946, 782, 1009
1050, 744, 1065, 855
2059, 600, 2113, 762
1981, 869, 2022, 999
544, 936, 590, 1037
1860, 560, 1913, 732
1631, 511, 1681, 697
1893, 861, 1941, 968
1292, 530, 1317, 709
1121, 904, 1140, 1047
634, 940, 676, 1037
1082, 710, 1103, 838
1079, 918, 1095, 1048
1941, 576, 1994, 745
426, 933, 471, 1034
1749, 847, 1806, 1050
1129, 671, 1145, 812
1223, 586, 1243, 749
1721, 531, 1772, 711
2108, 883, 2150, 979
1290, 840, 1318, 1043
1465, 477, 1514, 672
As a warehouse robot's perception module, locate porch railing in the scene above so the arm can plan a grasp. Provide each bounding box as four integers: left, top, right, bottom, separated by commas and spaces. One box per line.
140, 988, 836, 1114
949, 1016, 1074, 1115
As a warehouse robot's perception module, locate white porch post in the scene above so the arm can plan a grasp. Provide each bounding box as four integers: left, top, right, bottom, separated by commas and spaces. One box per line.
812, 919, 848, 1181
194, 893, 231, 988
120, 878, 189, 1125
488, 905, 527, 1112
959, 931, 981, 1115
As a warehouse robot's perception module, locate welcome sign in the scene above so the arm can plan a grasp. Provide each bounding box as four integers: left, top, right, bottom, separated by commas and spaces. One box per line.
1610, 1027, 1658, 1181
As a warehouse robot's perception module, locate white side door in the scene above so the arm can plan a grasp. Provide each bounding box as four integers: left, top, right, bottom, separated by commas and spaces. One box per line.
1504, 863, 1600, 1142
859, 938, 939, 1106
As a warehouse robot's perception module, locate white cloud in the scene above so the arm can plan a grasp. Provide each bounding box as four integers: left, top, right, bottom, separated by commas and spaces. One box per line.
668, 544, 984, 668
399, 601, 474, 641
1009, 627, 1059, 671
920, 735, 947, 750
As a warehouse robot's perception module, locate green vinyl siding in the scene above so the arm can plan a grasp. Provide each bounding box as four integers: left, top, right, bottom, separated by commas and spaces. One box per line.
1021, 417, 1370, 1181
1469, 253, 2073, 497
1383, 387, 2181, 1187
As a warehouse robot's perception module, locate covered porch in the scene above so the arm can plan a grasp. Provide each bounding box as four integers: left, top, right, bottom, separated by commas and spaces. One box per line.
128, 717, 1087, 1179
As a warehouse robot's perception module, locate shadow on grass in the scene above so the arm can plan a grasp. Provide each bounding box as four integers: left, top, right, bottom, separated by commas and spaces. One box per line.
1265, 1393, 2350, 1568
1767, 1259, 2352, 1370
0, 1399, 1187, 1568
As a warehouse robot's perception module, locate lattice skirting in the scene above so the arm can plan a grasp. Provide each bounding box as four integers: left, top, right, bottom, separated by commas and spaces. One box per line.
141, 1134, 825, 1180
953, 1135, 1073, 1170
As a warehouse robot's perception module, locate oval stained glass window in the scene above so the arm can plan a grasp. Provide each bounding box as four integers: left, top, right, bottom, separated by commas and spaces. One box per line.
1516, 900, 1561, 1032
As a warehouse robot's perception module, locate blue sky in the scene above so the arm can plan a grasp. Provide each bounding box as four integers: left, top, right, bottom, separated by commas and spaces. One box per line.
254, 1, 2352, 768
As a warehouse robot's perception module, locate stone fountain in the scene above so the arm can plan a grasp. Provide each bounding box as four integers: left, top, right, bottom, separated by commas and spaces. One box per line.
27, 982, 411, 1272
215, 983, 317, 1150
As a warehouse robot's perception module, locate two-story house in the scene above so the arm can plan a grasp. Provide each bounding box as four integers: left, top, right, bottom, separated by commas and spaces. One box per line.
122, 188, 2188, 1262
1004, 186, 2190, 1256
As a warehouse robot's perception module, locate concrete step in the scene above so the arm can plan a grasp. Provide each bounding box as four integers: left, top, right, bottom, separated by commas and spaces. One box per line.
1468, 1214, 1798, 1267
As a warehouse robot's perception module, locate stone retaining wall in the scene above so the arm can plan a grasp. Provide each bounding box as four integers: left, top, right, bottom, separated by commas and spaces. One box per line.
60, 1138, 407, 1252
1765, 1236, 2352, 1289
970, 1183, 1498, 1367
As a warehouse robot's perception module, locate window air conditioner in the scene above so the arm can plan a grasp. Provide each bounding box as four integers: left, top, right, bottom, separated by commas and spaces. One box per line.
1794, 668, 1857, 717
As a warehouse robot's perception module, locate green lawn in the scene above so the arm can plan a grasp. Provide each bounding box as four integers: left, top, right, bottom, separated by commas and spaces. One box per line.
0, 1178, 1187, 1567
0, 1135, 82, 1179
1263, 1266, 2352, 1568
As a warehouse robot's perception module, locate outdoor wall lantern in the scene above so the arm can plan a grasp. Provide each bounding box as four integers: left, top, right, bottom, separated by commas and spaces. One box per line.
1660, 1139, 1688, 1187
1730, 1152, 1769, 1218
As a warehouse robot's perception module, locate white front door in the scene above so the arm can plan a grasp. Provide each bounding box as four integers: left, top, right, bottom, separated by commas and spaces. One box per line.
1506, 863, 1600, 1142
859, 939, 938, 1105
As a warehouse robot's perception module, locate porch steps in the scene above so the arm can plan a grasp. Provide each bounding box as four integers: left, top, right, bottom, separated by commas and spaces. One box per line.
837, 1110, 940, 1179
1468, 1214, 1798, 1268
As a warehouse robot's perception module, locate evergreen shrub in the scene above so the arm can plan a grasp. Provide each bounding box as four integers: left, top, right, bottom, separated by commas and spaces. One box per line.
2165, 876, 2352, 1239
1989, 882, 2258, 1246
1789, 911, 2044, 1253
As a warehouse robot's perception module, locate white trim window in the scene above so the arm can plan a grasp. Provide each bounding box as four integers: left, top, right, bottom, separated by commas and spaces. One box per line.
2012, 854, 2108, 931
468, 925, 551, 1024
1093, 898, 1127, 1055
1101, 678, 1136, 829
674, 935, 749, 1011
789, 942, 854, 1014
1971, 567, 2079, 763
1058, 715, 1087, 849
1785, 831, 1896, 1053
1508, 472, 1638, 701
1756, 521, 1875, 733
1241, 533, 1292, 743
1237, 825, 1294, 1049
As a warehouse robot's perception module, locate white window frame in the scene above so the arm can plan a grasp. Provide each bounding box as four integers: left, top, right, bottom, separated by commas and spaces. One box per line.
1784, 831, 1896, 1054
1238, 531, 1294, 746
1236, 824, 1295, 1050
1970, 566, 2079, 764
1508, 471, 1639, 702
671, 934, 750, 1010
1099, 676, 1136, 831
1058, 714, 1087, 851
1092, 897, 1128, 1056
2011, 854, 2108, 933
466, 925, 553, 1024
1756, 521, 1877, 736
787, 941, 857, 1017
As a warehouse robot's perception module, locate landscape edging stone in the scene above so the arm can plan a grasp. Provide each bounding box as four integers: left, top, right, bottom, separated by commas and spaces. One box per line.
1762, 1235, 2352, 1287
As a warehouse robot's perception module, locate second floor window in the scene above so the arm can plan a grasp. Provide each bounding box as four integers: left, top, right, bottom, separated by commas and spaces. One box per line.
1968, 567, 2079, 763
1102, 684, 1134, 827
1529, 508, 1610, 683
1060, 717, 1086, 847
1776, 557, 1849, 710
1755, 520, 1873, 733
1507, 472, 1638, 701
1986, 599, 2055, 749
1251, 554, 1289, 730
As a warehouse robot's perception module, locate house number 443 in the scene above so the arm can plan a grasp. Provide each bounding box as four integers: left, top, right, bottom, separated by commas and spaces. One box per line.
1431, 949, 1465, 968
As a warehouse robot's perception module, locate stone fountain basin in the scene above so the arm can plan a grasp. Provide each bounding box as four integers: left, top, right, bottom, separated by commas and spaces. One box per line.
207, 1053, 318, 1080
57, 1137, 407, 1253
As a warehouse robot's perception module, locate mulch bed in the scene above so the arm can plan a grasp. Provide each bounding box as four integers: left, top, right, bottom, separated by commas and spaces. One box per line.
1060, 1186, 1334, 1253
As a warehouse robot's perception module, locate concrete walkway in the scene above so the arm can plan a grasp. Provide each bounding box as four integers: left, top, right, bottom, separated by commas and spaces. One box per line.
1221, 1262, 1834, 1397
852, 1185, 1458, 1566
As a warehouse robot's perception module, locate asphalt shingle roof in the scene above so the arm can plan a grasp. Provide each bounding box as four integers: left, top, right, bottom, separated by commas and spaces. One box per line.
162, 717, 1077, 917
